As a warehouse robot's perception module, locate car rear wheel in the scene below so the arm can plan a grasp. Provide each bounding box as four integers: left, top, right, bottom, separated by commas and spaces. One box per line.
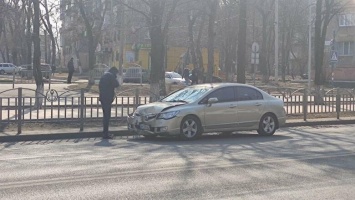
180, 116, 201, 140
257, 114, 277, 136
0, 70, 5, 75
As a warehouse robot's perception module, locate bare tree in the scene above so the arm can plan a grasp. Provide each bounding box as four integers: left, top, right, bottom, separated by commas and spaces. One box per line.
237, 0, 248, 83
121, 0, 180, 99
206, 0, 218, 83
41, 0, 58, 67
314, 0, 345, 104
220, 0, 238, 82
33, 0, 44, 108
256, 0, 274, 83
75, 0, 109, 85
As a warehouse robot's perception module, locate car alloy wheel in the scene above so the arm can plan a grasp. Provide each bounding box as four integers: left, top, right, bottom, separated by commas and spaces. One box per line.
180, 116, 201, 140
0, 70, 5, 75
258, 114, 277, 136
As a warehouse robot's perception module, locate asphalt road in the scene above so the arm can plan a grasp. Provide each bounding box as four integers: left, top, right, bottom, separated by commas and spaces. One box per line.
1, 125, 355, 200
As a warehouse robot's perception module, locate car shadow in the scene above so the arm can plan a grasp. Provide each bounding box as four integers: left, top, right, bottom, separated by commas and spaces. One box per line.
128, 132, 293, 146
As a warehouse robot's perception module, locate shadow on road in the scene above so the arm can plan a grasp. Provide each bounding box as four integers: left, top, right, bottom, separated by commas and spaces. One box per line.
128, 132, 293, 145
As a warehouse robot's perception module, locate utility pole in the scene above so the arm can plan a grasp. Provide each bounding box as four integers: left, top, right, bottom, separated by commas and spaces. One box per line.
118, 1, 126, 77
274, 0, 279, 83
308, 0, 313, 91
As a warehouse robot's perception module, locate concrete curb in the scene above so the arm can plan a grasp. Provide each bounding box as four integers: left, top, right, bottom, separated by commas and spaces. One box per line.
1, 120, 354, 142
0, 130, 133, 143
283, 119, 355, 128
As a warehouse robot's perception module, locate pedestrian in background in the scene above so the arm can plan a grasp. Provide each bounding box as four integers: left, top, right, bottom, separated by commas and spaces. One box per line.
182, 67, 190, 85
99, 67, 120, 139
191, 68, 198, 85
51, 65, 56, 77
67, 58, 75, 84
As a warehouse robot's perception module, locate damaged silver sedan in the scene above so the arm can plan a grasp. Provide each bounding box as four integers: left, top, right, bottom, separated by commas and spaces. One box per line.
127, 83, 286, 140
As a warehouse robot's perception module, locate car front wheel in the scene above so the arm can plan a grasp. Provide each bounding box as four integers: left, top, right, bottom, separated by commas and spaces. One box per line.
180, 116, 201, 140
257, 114, 277, 136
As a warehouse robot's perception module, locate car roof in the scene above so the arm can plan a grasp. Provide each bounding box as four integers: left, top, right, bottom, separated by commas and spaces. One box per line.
188, 83, 261, 90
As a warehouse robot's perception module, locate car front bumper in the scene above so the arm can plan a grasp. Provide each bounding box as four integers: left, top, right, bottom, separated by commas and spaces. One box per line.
127, 114, 182, 136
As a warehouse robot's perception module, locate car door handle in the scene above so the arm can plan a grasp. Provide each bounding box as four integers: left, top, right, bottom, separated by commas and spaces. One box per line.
229, 105, 237, 108
255, 103, 262, 106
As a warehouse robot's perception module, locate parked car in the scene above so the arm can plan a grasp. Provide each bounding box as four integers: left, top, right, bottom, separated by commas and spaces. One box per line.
124, 66, 150, 83
0, 63, 18, 75
165, 71, 187, 85
128, 83, 286, 140
18, 63, 52, 79
95, 64, 110, 72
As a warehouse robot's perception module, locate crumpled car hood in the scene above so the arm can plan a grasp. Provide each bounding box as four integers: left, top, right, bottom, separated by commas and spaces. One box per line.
136, 102, 185, 115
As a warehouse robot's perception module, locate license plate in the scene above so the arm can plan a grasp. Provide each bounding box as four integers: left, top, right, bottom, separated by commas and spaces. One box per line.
139, 124, 150, 130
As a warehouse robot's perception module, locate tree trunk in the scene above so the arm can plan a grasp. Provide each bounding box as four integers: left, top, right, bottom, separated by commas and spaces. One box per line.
149, 2, 166, 101
87, 29, 96, 85
188, 15, 198, 69
206, 0, 218, 83
314, 0, 326, 105
33, 0, 44, 108
237, 0, 247, 84
260, 10, 268, 83
26, 2, 32, 64
196, 13, 206, 83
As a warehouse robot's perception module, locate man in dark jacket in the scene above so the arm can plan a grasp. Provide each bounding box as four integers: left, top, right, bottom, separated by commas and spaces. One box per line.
190, 68, 198, 85
182, 68, 190, 85
99, 67, 120, 139
67, 58, 75, 84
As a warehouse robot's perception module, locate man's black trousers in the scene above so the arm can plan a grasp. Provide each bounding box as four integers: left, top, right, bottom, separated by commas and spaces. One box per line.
67, 71, 74, 83
101, 101, 112, 136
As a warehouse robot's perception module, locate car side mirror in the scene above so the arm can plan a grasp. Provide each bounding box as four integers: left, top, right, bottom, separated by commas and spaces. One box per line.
207, 97, 218, 105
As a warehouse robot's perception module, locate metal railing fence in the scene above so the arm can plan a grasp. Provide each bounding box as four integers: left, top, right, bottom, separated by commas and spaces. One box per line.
1, 87, 354, 134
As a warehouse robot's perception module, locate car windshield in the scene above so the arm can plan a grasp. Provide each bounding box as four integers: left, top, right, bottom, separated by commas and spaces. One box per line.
162, 87, 212, 103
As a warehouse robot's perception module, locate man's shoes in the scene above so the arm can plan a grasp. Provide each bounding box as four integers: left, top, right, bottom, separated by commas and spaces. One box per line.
102, 133, 114, 139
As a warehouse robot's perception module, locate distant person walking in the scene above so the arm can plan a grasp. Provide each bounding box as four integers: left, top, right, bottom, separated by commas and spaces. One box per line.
51, 65, 56, 76
67, 58, 75, 84
191, 68, 198, 85
99, 67, 120, 139
182, 68, 190, 85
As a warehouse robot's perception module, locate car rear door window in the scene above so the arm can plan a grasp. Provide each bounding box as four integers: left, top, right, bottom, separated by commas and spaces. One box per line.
236, 86, 263, 101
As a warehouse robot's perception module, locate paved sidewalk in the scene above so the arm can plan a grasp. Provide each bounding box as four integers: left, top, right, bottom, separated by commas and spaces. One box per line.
1, 117, 355, 142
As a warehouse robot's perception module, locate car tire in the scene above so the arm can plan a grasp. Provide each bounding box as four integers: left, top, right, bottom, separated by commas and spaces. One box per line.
0, 70, 4, 75
180, 115, 202, 140
257, 113, 277, 136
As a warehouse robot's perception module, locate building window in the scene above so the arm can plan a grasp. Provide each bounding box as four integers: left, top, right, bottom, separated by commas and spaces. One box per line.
339, 14, 355, 27
338, 42, 354, 56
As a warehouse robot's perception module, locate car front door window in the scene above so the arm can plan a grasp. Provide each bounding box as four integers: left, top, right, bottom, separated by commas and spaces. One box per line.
205, 87, 235, 103
203, 87, 237, 131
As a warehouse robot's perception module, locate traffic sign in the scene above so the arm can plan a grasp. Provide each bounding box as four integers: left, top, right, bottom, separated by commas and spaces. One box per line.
251, 52, 259, 65
330, 50, 338, 63
252, 42, 260, 53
